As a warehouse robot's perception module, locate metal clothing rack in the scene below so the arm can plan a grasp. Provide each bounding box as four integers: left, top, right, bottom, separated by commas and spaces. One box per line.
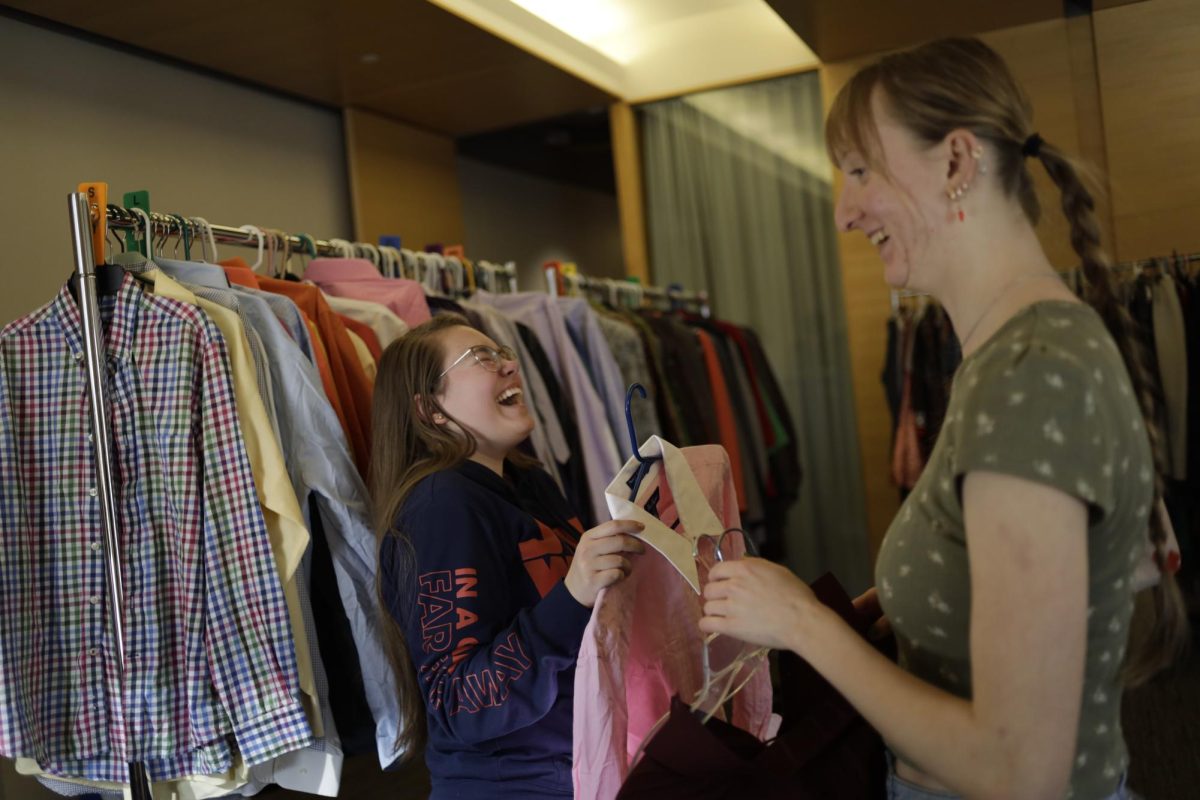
102, 205, 520, 292
70, 190, 153, 799
551, 267, 711, 316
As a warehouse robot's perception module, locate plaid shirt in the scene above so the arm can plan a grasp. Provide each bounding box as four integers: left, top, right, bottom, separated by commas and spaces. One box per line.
0, 275, 311, 782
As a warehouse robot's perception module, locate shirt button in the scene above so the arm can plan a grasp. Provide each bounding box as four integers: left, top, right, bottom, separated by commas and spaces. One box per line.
88, 595, 100, 605
88, 647, 98, 656
87, 487, 97, 498
72, 352, 83, 362
91, 542, 102, 552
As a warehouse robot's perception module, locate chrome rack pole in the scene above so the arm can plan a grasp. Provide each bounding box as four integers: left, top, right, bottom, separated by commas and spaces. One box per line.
68, 193, 153, 800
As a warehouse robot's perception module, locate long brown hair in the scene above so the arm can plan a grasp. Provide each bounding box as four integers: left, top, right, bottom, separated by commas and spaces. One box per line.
370, 314, 539, 756
826, 37, 1188, 685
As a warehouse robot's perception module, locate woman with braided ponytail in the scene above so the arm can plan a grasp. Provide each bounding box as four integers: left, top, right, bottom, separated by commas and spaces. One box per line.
699, 37, 1187, 800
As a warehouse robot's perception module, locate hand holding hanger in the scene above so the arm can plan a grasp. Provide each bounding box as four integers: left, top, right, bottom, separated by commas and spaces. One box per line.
700, 557, 837, 658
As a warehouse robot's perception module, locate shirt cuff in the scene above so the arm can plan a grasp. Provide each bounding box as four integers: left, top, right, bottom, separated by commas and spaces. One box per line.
233, 700, 315, 766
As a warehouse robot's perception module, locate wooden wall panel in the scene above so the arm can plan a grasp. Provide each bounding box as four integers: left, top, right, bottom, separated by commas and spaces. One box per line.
821, 19, 1106, 561
1095, 0, 1200, 261
609, 102, 651, 282
344, 108, 465, 251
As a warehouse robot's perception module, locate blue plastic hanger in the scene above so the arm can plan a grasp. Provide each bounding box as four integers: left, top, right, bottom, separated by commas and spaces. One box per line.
625, 383, 661, 498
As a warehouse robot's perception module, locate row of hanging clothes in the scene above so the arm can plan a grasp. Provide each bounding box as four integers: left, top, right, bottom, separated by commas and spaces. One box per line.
0, 193, 802, 798
0, 201, 522, 799
510, 266, 802, 559
883, 252, 1200, 590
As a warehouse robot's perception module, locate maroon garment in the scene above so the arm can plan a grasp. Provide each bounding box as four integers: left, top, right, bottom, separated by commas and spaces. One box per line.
617, 575, 887, 800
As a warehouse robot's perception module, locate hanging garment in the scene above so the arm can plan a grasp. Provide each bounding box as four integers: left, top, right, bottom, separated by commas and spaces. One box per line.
1152, 274, 1188, 480
617, 575, 886, 800
0, 274, 311, 782
614, 311, 687, 444
381, 460, 592, 800
340, 315, 383, 362
558, 297, 631, 455
517, 322, 595, 528
641, 315, 720, 447
257, 276, 374, 477
462, 300, 571, 495
474, 291, 623, 524
741, 328, 802, 561
573, 438, 775, 800
594, 310, 663, 441
693, 330, 748, 512
143, 258, 404, 767
304, 258, 432, 328
223, 280, 406, 768
324, 294, 409, 350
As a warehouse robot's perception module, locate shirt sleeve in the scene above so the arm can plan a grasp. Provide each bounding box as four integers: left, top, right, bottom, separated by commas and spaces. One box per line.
195, 336, 313, 764
383, 481, 591, 747
949, 338, 1118, 520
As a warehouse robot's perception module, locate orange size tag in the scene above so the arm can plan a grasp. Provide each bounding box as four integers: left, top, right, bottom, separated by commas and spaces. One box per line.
77, 182, 108, 264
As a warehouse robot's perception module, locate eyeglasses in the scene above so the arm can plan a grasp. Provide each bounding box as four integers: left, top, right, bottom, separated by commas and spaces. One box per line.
439, 345, 518, 378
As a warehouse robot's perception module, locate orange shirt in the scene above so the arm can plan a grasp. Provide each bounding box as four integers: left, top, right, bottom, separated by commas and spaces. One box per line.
219, 259, 354, 457
256, 277, 374, 477
695, 329, 747, 513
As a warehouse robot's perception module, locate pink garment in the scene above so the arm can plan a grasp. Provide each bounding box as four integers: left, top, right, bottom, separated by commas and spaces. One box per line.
573, 438, 775, 800
304, 258, 432, 328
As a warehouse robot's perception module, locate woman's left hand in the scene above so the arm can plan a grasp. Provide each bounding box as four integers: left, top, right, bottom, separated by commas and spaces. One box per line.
699, 557, 827, 655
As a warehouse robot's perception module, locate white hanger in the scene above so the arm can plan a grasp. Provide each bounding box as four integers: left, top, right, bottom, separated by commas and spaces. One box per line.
130, 207, 154, 260
328, 238, 355, 259
379, 246, 401, 278
189, 217, 219, 263
238, 225, 265, 271
357, 242, 382, 270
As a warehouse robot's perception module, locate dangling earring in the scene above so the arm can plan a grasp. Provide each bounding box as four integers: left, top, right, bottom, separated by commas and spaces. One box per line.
433, 412, 446, 424
947, 183, 969, 222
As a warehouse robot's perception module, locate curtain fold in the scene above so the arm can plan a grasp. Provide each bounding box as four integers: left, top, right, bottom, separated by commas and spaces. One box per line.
640, 72, 871, 592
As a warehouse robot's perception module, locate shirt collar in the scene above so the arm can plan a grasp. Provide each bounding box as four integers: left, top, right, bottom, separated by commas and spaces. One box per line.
52, 269, 142, 366
154, 257, 232, 290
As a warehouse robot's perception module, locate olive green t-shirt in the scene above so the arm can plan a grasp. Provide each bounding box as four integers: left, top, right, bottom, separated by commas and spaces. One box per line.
876, 301, 1153, 800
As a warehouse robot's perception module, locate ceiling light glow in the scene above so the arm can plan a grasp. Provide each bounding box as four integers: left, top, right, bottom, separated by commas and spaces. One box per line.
509, 0, 632, 47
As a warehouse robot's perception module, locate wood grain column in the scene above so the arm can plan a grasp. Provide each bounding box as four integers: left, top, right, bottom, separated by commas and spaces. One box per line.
609, 102, 652, 283
344, 108, 466, 250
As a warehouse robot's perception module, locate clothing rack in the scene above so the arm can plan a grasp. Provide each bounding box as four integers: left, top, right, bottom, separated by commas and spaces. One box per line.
101, 205, 519, 291
553, 268, 711, 316
70, 192, 154, 799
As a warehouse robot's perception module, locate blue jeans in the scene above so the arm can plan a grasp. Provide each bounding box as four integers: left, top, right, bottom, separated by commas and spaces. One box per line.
885, 750, 1140, 800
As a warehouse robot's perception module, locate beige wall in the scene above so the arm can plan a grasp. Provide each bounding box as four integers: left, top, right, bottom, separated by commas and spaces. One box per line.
0, 15, 351, 328
457, 157, 625, 291
824, 4, 1200, 561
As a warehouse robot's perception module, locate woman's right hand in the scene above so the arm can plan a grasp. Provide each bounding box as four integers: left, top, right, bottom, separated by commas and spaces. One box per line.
564, 519, 646, 608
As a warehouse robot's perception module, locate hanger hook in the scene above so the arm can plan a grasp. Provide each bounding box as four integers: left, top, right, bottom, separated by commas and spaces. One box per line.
238, 225, 265, 271
190, 217, 218, 263
625, 383, 648, 462
129, 207, 153, 259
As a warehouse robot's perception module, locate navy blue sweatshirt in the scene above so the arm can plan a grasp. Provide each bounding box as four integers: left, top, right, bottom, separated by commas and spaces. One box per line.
381, 459, 591, 799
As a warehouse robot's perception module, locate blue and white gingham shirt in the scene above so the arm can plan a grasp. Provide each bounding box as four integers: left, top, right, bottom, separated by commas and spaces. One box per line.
0, 274, 311, 782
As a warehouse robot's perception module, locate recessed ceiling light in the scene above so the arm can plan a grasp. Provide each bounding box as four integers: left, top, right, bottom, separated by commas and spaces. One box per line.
359, 53, 381, 65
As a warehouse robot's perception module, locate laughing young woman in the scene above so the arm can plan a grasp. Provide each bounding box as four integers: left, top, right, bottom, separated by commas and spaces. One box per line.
700, 38, 1187, 800
370, 314, 644, 799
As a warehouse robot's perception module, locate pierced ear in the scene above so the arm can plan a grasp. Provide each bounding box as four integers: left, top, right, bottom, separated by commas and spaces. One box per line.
943, 129, 981, 188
